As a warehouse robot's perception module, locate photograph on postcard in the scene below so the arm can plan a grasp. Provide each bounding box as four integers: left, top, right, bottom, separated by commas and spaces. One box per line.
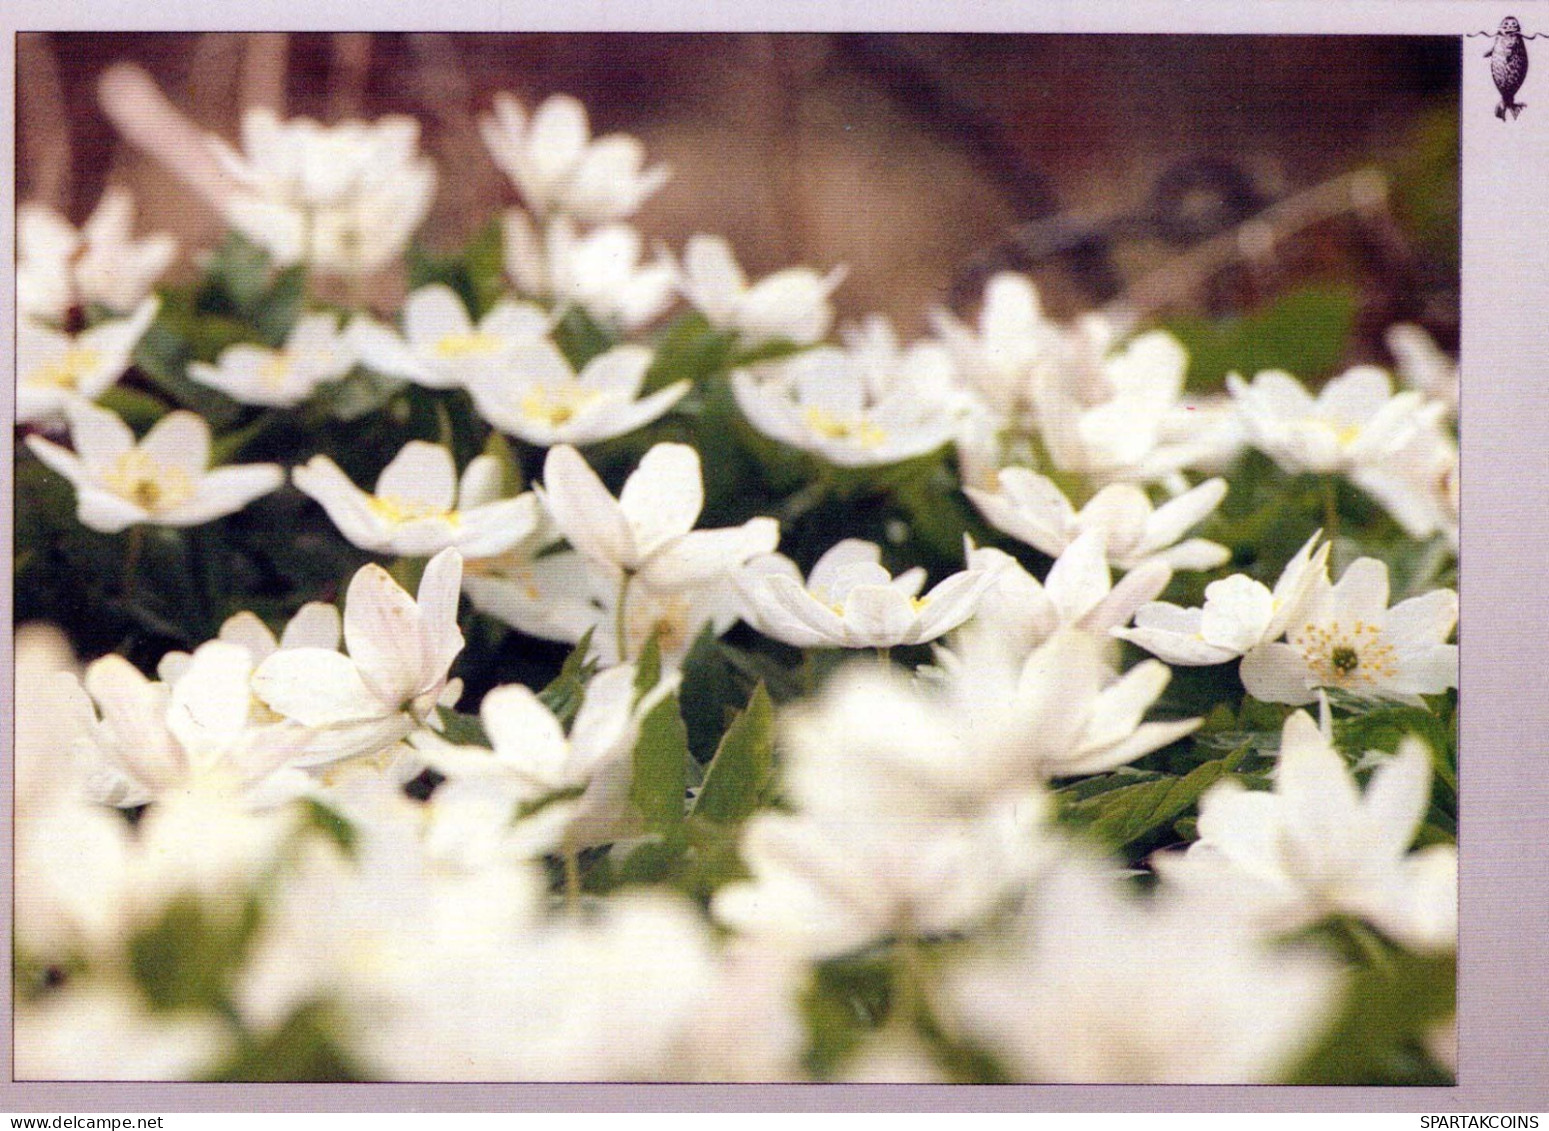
13, 32, 1459, 1084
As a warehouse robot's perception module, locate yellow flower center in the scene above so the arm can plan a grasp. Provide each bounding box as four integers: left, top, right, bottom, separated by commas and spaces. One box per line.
367, 495, 459, 527
520, 385, 603, 428
629, 593, 693, 657
28, 348, 103, 390
100, 450, 197, 514
434, 332, 506, 359
1290, 619, 1398, 688
803, 406, 887, 449
259, 354, 293, 388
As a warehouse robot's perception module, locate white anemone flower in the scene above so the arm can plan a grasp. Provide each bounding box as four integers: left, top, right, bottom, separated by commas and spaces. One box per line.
58, 641, 314, 808
1239, 558, 1457, 707
1154, 710, 1457, 951
679, 235, 845, 348
347, 284, 551, 391
157, 603, 342, 686
1386, 323, 1458, 413
479, 92, 668, 223
15, 986, 235, 1082
730, 329, 964, 468
1114, 530, 1331, 666
293, 442, 542, 558
187, 312, 356, 407
929, 272, 1057, 432
1348, 416, 1460, 545
1226, 365, 1445, 477
538, 443, 778, 591
419, 662, 680, 855
739, 538, 999, 650
207, 107, 436, 276
465, 341, 688, 447
251, 549, 467, 759
944, 855, 1341, 1084
966, 466, 1229, 572
18, 188, 177, 321
18, 297, 159, 427
504, 211, 678, 331
25, 402, 283, 533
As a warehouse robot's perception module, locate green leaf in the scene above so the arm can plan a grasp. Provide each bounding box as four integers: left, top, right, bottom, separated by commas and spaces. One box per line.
631, 692, 690, 834
97, 386, 170, 431
1164, 284, 1359, 393
691, 683, 776, 825
435, 706, 490, 748
300, 798, 358, 857
206, 1001, 367, 1082
129, 893, 262, 1012
537, 628, 598, 729
633, 630, 664, 702
643, 313, 736, 393
1061, 746, 1247, 850
481, 429, 525, 495
801, 954, 894, 1079
1284, 949, 1455, 1085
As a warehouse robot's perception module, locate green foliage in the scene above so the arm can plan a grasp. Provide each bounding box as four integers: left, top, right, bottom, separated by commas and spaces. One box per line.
630, 692, 691, 835
691, 683, 777, 825
1058, 745, 1248, 853
129, 893, 263, 1013
206, 1001, 368, 1082
406, 219, 506, 320
537, 629, 599, 729
1165, 284, 1359, 393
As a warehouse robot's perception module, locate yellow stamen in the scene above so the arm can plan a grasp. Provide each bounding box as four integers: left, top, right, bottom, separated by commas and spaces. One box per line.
520, 385, 603, 429
434, 332, 506, 359
28, 348, 103, 390
803, 406, 887, 449
100, 450, 196, 514
368, 495, 460, 527
1290, 617, 1398, 688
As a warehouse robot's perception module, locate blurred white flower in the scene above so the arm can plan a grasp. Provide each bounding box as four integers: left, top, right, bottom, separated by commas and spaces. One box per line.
25, 402, 283, 533
347, 284, 551, 391
1239, 557, 1457, 706
252, 549, 466, 759
462, 543, 603, 646
966, 466, 1229, 572
740, 538, 998, 650
1155, 710, 1457, 951
1227, 365, 1444, 477
504, 211, 678, 331
479, 92, 669, 223
679, 234, 844, 348
18, 297, 159, 427
1386, 323, 1458, 413
1115, 530, 1330, 666
294, 442, 542, 558
538, 443, 778, 592
465, 341, 688, 447
944, 855, 1341, 1083
929, 272, 1057, 432
206, 107, 436, 276
731, 324, 964, 468
1347, 416, 1459, 546
158, 603, 342, 686
18, 188, 177, 321
15, 986, 234, 1082
187, 312, 356, 407
420, 662, 678, 855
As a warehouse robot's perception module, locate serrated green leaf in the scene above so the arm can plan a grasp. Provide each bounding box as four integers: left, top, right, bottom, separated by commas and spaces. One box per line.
631, 692, 689, 834
537, 628, 598, 729
1063, 746, 1247, 849
691, 683, 775, 825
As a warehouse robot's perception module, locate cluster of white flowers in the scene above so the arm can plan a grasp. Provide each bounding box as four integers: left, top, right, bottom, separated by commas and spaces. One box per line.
15, 86, 1459, 1085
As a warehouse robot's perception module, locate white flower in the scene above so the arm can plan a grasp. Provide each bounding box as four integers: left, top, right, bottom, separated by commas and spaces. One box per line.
1386, 323, 1457, 412
58, 642, 314, 808
18, 188, 177, 320
187, 312, 357, 406
740, 539, 998, 650
294, 442, 542, 558
17, 297, 159, 426
207, 107, 436, 275
420, 662, 679, 854
156, 602, 342, 685
731, 330, 964, 468
347, 284, 551, 391
1155, 710, 1457, 951
464, 341, 688, 447
463, 544, 604, 646
252, 549, 466, 758
479, 92, 669, 223
950, 532, 1173, 663
15, 986, 234, 1082
1239, 558, 1457, 706
25, 402, 283, 533
1347, 415, 1459, 545
944, 855, 1341, 1083
1114, 530, 1331, 666
679, 235, 844, 347
966, 466, 1229, 572
504, 211, 677, 331
538, 443, 778, 591
1227, 365, 1444, 477
930, 272, 1059, 431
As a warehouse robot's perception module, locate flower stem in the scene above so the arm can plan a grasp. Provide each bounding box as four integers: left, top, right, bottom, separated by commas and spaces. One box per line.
1321, 476, 1340, 544
122, 525, 145, 600
891, 932, 926, 1032
1343, 918, 1393, 975
563, 845, 582, 914
614, 571, 633, 663
877, 646, 892, 668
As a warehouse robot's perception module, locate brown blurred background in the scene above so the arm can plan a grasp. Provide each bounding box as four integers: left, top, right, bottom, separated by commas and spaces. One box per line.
17, 33, 1459, 346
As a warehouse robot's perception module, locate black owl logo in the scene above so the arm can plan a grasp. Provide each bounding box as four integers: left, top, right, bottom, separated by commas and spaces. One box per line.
1473, 16, 1541, 120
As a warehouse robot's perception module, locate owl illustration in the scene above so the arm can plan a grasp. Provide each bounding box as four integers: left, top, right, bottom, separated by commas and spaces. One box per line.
1486, 16, 1530, 120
